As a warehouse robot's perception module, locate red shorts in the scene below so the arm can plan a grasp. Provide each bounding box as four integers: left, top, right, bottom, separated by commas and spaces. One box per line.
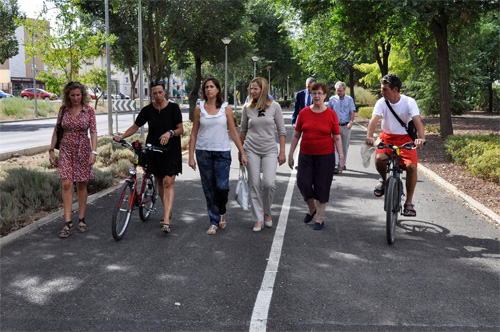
376, 132, 418, 168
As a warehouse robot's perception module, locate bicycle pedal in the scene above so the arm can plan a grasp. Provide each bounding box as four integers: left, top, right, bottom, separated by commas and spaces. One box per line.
151, 208, 157, 215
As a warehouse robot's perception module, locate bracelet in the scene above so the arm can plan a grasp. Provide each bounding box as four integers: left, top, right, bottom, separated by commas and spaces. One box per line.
241, 155, 247, 158
91, 151, 98, 155
169, 130, 175, 137
339, 154, 344, 157
49, 148, 54, 152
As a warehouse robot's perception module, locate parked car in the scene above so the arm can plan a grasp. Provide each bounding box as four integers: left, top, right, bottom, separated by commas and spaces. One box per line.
20, 88, 58, 100
87, 88, 97, 100
0, 90, 14, 98
117, 92, 130, 99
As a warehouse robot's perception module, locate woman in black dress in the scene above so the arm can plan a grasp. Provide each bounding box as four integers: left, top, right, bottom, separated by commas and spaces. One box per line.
114, 80, 183, 233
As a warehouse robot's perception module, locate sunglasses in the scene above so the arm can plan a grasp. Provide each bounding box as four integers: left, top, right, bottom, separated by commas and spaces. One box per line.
258, 110, 266, 117
151, 80, 165, 87
68, 81, 81, 86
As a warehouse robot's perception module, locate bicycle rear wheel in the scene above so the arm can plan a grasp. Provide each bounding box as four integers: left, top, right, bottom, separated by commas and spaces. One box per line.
112, 182, 134, 241
385, 177, 400, 245
139, 175, 158, 221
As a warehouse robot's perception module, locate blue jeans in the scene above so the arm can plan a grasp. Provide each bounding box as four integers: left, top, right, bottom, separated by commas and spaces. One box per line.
196, 150, 231, 226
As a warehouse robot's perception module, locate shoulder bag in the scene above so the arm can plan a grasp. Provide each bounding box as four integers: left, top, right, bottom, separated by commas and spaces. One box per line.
54, 106, 65, 150
385, 100, 417, 141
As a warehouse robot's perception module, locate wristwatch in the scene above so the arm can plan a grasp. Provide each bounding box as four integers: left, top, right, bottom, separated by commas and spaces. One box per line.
169, 130, 175, 137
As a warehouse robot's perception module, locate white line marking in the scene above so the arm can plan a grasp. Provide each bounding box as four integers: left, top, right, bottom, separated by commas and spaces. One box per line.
249, 167, 296, 332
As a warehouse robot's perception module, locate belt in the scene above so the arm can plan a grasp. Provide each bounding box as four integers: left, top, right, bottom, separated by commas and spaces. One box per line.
339, 122, 350, 126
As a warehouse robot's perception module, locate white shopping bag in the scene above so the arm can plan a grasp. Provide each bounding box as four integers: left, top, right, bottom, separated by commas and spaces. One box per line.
235, 165, 249, 210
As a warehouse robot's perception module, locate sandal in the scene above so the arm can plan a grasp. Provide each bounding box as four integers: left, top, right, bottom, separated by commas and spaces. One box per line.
403, 203, 417, 217
159, 219, 167, 227
77, 218, 87, 232
374, 178, 385, 197
206, 224, 217, 235
162, 223, 171, 233
219, 215, 226, 230
59, 221, 73, 238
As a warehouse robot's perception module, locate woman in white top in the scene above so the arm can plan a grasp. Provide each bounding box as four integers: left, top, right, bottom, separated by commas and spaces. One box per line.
239, 77, 286, 232
189, 77, 248, 235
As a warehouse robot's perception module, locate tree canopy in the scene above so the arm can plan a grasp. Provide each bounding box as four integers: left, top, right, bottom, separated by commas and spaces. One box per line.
0, 0, 20, 64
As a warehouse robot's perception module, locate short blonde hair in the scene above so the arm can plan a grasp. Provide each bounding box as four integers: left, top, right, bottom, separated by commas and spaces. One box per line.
62, 81, 89, 108
248, 77, 271, 110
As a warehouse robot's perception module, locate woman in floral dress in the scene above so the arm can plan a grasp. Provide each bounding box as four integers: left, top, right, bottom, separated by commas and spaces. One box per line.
49, 81, 97, 238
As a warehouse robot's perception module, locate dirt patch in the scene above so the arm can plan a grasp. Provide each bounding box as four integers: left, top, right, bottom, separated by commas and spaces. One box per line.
355, 111, 500, 217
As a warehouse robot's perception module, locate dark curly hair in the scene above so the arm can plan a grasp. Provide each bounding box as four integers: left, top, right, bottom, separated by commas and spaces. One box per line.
62, 81, 89, 108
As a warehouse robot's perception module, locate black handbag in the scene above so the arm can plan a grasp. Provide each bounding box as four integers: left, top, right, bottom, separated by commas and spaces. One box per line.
385, 100, 418, 141
54, 107, 65, 150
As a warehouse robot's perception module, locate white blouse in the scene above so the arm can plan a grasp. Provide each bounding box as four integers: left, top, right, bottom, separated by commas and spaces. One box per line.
195, 101, 231, 151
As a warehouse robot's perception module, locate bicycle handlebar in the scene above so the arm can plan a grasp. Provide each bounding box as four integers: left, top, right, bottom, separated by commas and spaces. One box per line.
114, 139, 168, 153
377, 141, 416, 150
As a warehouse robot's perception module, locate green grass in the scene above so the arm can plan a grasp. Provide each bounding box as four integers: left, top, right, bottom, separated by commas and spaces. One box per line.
0, 97, 59, 119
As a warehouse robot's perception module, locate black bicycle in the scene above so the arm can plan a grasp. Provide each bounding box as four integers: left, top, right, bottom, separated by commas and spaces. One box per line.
374, 141, 416, 244
111, 140, 167, 241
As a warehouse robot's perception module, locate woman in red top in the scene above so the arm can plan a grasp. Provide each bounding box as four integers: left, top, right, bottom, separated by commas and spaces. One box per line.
288, 82, 344, 230
49, 81, 97, 238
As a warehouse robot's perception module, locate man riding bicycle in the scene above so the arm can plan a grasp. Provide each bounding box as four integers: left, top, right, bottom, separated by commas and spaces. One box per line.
365, 73, 426, 217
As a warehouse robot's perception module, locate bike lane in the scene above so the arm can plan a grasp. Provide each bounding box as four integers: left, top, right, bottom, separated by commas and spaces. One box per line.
0, 121, 498, 331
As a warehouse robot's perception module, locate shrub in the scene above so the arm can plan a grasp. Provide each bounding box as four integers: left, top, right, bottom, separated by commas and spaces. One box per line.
87, 168, 114, 193
0, 168, 61, 234
358, 107, 374, 119
468, 149, 500, 183
348, 86, 377, 105
445, 133, 500, 181
425, 124, 440, 134
0, 98, 58, 119
234, 109, 242, 126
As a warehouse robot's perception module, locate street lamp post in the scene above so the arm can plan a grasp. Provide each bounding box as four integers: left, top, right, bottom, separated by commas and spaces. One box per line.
105, 0, 113, 135
267, 65, 271, 95
32, 50, 37, 117
221, 37, 231, 102
287, 76, 289, 101
251, 56, 259, 78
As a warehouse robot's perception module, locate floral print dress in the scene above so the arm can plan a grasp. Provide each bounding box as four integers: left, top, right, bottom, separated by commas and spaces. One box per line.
55, 106, 97, 182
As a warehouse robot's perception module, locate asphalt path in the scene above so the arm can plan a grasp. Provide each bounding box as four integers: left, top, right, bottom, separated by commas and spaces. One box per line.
0, 107, 191, 157
1, 119, 499, 331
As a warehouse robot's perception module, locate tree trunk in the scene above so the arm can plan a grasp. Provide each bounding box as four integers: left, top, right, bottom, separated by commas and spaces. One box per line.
374, 38, 390, 77
430, 9, 453, 138
488, 81, 493, 113
348, 66, 355, 103
189, 55, 202, 121
128, 66, 136, 100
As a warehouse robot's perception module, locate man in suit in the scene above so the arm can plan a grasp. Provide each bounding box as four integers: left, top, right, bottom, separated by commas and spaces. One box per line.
291, 77, 316, 126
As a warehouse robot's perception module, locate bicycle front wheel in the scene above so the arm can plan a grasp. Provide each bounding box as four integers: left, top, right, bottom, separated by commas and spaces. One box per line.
139, 175, 158, 221
112, 182, 134, 241
385, 177, 400, 245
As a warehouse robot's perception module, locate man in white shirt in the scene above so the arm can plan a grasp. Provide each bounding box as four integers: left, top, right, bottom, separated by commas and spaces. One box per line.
366, 74, 426, 217
328, 81, 355, 173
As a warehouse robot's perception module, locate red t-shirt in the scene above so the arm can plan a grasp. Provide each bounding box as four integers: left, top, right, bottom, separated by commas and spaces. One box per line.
296, 106, 340, 155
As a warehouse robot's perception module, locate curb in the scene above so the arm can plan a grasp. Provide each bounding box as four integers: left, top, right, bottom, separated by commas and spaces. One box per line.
0, 181, 123, 248
354, 121, 500, 226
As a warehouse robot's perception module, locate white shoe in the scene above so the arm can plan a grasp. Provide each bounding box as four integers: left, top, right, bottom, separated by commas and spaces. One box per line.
253, 222, 262, 232
264, 220, 273, 228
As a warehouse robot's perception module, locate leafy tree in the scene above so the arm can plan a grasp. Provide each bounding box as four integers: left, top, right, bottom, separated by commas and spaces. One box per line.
77, 0, 140, 99
169, 0, 247, 120
23, 0, 114, 93
0, 0, 20, 64
80, 67, 107, 109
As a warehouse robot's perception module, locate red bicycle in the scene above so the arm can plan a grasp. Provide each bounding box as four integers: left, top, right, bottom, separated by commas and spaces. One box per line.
111, 139, 167, 241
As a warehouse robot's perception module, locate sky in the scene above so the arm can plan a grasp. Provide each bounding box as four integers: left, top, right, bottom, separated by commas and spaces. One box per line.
18, 0, 59, 27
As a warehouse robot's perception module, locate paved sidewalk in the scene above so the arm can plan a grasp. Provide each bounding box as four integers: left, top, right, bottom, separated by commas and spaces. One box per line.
1, 122, 499, 331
